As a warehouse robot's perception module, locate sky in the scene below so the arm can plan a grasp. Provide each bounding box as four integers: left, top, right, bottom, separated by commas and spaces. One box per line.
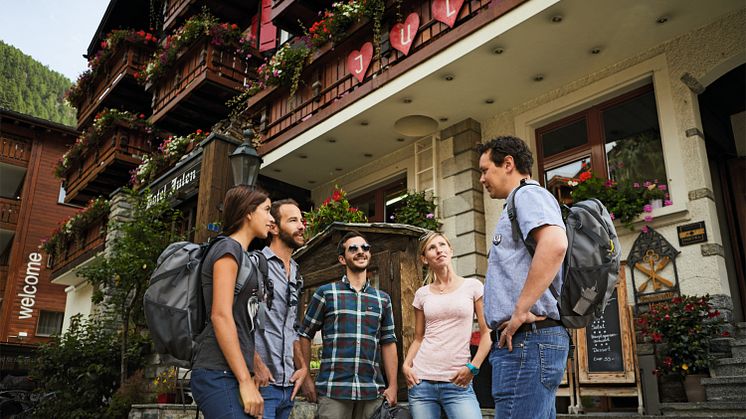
0, 0, 110, 81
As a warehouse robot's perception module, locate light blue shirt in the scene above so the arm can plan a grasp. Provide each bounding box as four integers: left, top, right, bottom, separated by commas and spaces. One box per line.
484, 180, 565, 329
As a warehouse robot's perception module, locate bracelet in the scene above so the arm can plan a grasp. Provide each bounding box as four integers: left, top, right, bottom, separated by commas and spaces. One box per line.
466, 362, 479, 376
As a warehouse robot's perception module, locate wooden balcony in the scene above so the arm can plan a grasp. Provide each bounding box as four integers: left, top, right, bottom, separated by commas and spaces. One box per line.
163, 0, 258, 33
50, 213, 107, 278
271, 0, 335, 33
0, 198, 21, 230
62, 121, 154, 206
251, 0, 524, 154
148, 38, 257, 134
73, 41, 154, 130
0, 136, 32, 167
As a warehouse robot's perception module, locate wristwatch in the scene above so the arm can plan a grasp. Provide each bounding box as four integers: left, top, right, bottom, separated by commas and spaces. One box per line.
466, 362, 479, 376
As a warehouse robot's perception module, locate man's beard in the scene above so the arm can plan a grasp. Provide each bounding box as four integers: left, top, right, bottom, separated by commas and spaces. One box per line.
345, 255, 369, 273
278, 227, 304, 250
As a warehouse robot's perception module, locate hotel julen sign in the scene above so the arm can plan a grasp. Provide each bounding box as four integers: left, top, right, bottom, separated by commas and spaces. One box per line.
146, 154, 201, 208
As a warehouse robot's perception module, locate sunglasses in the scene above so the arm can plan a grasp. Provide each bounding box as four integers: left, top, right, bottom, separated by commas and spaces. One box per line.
347, 243, 371, 253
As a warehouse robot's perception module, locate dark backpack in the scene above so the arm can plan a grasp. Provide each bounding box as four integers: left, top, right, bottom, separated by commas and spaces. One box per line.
143, 236, 270, 367
507, 180, 621, 329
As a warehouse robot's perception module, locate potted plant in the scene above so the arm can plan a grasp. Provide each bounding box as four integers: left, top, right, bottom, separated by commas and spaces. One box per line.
389, 190, 440, 231
637, 295, 726, 402
303, 186, 367, 239
152, 367, 177, 403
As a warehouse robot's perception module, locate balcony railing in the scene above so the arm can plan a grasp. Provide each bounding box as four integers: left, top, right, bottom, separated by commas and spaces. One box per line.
148, 38, 257, 133
0, 136, 32, 167
50, 213, 107, 278
74, 41, 154, 130
253, 0, 523, 153
0, 197, 20, 228
63, 121, 153, 206
163, 0, 257, 33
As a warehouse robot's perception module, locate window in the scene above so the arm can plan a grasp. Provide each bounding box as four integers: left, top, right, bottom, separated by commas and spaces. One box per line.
36, 311, 64, 337
538, 85, 668, 203
57, 183, 67, 204
350, 177, 407, 223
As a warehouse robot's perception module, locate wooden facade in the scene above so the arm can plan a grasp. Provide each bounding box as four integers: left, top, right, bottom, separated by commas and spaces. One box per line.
0, 109, 78, 346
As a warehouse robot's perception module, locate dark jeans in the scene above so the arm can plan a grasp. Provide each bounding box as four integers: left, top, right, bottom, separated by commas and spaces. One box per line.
191, 368, 255, 419
259, 385, 294, 419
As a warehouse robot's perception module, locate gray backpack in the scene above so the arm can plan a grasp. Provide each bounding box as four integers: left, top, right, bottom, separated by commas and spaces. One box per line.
508, 181, 621, 329
143, 236, 269, 367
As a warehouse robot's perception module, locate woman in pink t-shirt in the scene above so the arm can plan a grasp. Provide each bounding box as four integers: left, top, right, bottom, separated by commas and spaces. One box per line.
402, 232, 492, 418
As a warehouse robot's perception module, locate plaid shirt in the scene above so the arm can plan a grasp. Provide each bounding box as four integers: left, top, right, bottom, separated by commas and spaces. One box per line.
298, 276, 397, 400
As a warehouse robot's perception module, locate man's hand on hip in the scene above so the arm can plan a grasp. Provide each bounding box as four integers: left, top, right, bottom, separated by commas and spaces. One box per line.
498, 310, 538, 352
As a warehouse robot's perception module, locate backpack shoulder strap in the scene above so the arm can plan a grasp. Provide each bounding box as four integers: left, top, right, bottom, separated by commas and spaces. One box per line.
507, 180, 561, 300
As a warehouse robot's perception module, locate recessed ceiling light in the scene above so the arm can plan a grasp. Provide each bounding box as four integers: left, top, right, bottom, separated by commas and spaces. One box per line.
327, 138, 336, 143
443, 74, 455, 81
439, 117, 448, 122
590, 47, 601, 55
656, 16, 668, 24
551, 15, 563, 23
402, 97, 413, 104
363, 153, 373, 158
396, 138, 406, 142
484, 99, 494, 104
492, 47, 505, 55
360, 120, 369, 126
299, 154, 308, 159
273, 168, 282, 172
308, 180, 316, 184
533, 74, 545, 82
335, 167, 343, 171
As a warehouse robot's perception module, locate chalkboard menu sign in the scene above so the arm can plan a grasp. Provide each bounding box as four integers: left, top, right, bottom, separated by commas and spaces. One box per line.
585, 289, 624, 372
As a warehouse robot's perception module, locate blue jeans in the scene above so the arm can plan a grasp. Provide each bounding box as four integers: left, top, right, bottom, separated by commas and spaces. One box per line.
191, 369, 255, 419
490, 325, 569, 419
408, 380, 482, 419
259, 385, 294, 419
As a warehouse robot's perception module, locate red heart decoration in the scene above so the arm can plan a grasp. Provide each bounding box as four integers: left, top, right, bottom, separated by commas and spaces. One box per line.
347, 42, 373, 83
390, 13, 420, 56
432, 0, 464, 28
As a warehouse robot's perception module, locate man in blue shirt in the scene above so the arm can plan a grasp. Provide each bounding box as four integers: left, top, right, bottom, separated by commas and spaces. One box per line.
477, 136, 569, 418
299, 231, 398, 419
254, 199, 308, 419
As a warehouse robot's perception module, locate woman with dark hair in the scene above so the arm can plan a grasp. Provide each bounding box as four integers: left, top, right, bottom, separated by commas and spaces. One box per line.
191, 184, 274, 418
402, 231, 491, 419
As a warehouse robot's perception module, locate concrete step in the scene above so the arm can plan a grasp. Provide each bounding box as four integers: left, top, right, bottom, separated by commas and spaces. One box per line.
703, 376, 746, 401
730, 338, 746, 359
712, 337, 735, 358
660, 401, 746, 417
711, 357, 746, 377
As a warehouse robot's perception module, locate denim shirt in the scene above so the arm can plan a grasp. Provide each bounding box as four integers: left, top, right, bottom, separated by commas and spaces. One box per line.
255, 247, 303, 387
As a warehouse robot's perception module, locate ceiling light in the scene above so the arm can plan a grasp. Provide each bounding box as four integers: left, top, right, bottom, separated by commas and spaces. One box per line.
364, 153, 373, 158
335, 167, 343, 171
656, 16, 668, 24
326, 138, 336, 143
533, 74, 545, 82
590, 47, 601, 55
308, 180, 316, 184
360, 120, 369, 126
439, 117, 448, 122
484, 99, 494, 104
394, 115, 439, 137
396, 138, 406, 142
299, 154, 308, 159
402, 97, 413, 104
492, 47, 505, 55
551, 15, 563, 23
443, 74, 455, 81
273, 168, 282, 173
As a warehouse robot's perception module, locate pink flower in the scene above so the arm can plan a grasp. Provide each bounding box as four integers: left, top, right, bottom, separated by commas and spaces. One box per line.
664, 199, 673, 206
643, 204, 653, 213
658, 184, 667, 191
641, 225, 649, 233
644, 215, 653, 222
633, 182, 640, 188
609, 212, 615, 220
426, 213, 435, 219
643, 181, 651, 187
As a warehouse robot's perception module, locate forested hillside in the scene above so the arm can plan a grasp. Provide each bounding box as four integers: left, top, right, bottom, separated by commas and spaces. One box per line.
0, 40, 77, 126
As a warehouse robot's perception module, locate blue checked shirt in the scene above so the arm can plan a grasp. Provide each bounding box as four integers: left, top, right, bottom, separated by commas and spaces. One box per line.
298, 276, 397, 400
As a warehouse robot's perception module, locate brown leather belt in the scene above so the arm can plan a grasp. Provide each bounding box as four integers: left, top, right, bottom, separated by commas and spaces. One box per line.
490, 318, 563, 342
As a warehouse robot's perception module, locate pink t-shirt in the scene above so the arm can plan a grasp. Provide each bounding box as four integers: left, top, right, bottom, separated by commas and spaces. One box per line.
411, 277, 484, 382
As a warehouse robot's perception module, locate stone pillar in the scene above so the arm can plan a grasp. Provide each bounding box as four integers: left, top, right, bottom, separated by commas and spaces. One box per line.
194, 134, 242, 243
438, 119, 487, 279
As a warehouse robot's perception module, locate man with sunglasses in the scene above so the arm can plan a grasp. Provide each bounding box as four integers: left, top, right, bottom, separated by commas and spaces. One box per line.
254, 199, 309, 419
299, 231, 398, 419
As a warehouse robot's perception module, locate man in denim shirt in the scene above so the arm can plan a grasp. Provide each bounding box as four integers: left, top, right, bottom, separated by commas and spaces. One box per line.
299, 231, 398, 419
254, 199, 308, 419
477, 136, 569, 419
